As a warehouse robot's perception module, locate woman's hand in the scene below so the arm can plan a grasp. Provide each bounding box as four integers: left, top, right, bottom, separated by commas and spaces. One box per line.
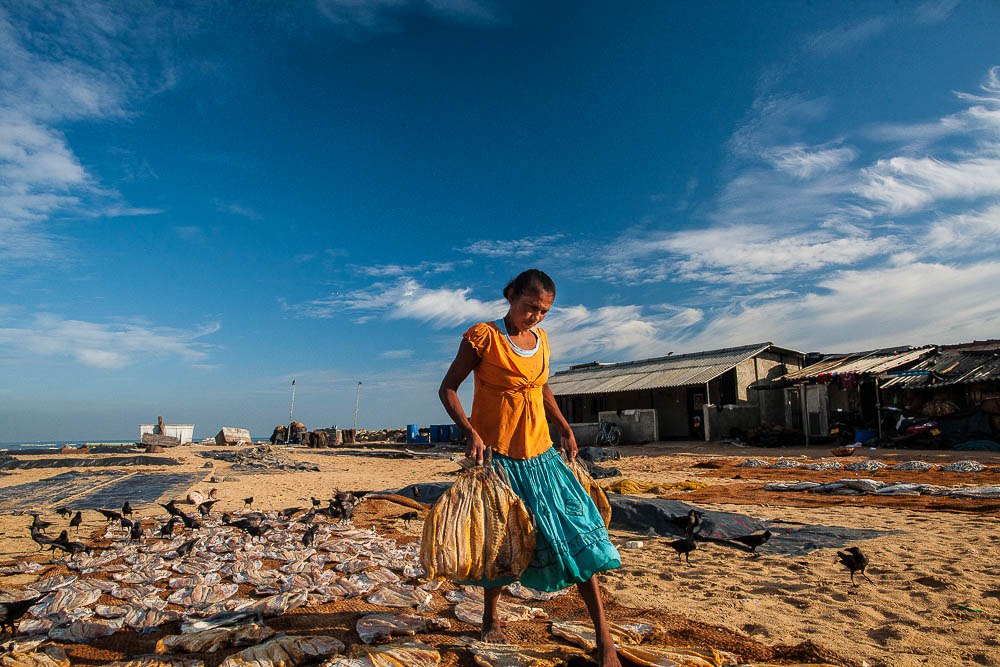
465, 430, 488, 466
560, 430, 579, 461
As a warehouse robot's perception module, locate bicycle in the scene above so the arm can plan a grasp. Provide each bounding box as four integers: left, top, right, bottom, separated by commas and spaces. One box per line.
595, 419, 623, 447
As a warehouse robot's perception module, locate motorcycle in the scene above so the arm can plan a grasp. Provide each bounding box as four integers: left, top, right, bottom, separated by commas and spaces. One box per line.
879, 405, 944, 448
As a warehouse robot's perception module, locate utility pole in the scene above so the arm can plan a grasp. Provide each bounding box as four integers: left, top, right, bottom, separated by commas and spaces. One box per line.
353, 381, 362, 432
289, 379, 296, 423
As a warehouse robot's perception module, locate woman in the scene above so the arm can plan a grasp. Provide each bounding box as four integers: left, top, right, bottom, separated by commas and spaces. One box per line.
438, 269, 622, 667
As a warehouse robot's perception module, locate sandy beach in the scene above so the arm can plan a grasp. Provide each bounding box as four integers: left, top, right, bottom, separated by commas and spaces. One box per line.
1, 440, 998, 667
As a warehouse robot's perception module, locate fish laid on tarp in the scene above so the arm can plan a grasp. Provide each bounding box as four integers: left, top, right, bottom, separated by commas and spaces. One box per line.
155, 623, 275, 654
550, 620, 659, 651
420, 466, 535, 582
47, 619, 122, 643
94, 604, 129, 619
32, 588, 100, 616
167, 583, 239, 607
355, 613, 451, 644
180, 611, 262, 634
219, 634, 345, 667
365, 586, 433, 612
458, 638, 585, 667
453, 600, 545, 626
124, 607, 183, 633
235, 590, 310, 616
0, 645, 69, 667
104, 657, 206, 667
564, 458, 611, 528
322, 640, 440, 667
505, 582, 566, 602
616, 645, 739, 667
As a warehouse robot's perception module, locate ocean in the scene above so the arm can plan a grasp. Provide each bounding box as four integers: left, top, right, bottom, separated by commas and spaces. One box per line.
0, 440, 134, 452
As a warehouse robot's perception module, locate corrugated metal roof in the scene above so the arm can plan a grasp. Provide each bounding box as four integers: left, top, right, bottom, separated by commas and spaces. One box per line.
880, 347, 1000, 388
548, 343, 801, 396
780, 347, 934, 382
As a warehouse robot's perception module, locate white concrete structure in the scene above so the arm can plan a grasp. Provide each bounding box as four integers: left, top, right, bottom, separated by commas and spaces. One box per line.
139, 423, 195, 444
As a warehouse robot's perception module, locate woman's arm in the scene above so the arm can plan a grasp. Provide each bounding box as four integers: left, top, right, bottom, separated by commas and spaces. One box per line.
542, 383, 578, 460
438, 339, 488, 464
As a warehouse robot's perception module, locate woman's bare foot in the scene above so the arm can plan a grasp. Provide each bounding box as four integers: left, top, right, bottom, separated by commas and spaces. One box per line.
596, 643, 622, 667
480, 619, 508, 643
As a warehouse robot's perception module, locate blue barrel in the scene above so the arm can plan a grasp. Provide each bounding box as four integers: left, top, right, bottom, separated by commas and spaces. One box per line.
429, 425, 442, 443
406, 424, 420, 444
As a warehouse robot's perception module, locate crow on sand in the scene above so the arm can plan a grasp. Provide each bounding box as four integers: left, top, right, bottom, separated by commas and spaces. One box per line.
98, 509, 122, 523
837, 546, 874, 587
54, 506, 72, 519
30, 514, 52, 534
69, 511, 82, 533
197, 500, 219, 517
121, 501, 132, 517
732, 530, 772, 555
669, 509, 703, 536
0, 594, 46, 634
302, 523, 318, 547
243, 497, 254, 509
667, 534, 697, 565
29, 527, 53, 551
129, 519, 143, 542
160, 500, 182, 518
159, 517, 177, 539
399, 511, 420, 527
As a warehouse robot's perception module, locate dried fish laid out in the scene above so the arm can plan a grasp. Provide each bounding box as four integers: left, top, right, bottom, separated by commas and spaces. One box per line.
219, 634, 345, 667
322, 640, 441, 667
0, 644, 69, 667
420, 464, 535, 582
104, 657, 206, 667
355, 613, 451, 644
445, 587, 545, 626
31, 588, 101, 616
46, 619, 122, 643
166, 583, 239, 608
458, 637, 586, 667
549, 620, 659, 651
365, 585, 433, 612
615, 644, 739, 667
155, 623, 275, 654
504, 582, 566, 602
563, 457, 612, 528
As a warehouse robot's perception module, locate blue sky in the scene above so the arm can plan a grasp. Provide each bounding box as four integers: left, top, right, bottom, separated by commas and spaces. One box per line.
1, 1, 999, 441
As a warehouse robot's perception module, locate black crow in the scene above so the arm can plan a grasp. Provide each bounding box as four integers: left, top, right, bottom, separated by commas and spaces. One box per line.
98, 509, 123, 522
174, 538, 198, 558
49, 539, 90, 556
29, 527, 53, 551
310, 496, 322, 508
837, 546, 873, 587
160, 500, 182, 517
121, 501, 132, 517
242, 523, 269, 540
399, 511, 419, 527
243, 497, 254, 509
278, 507, 303, 520
223, 515, 256, 531
197, 500, 219, 517
667, 535, 697, 565
732, 530, 773, 555
119, 516, 133, 530
159, 517, 178, 539
129, 520, 143, 542
0, 594, 46, 634
298, 509, 316, 524
54, 506, 72, 519
69, 511, 82, 533
30, 514, 52, 534
302, 523, 318, 547
177, 509, 201, 530
669, 509, 703, 536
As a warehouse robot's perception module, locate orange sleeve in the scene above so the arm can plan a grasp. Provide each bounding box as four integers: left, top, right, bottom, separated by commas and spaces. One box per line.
462, 322, 493, 358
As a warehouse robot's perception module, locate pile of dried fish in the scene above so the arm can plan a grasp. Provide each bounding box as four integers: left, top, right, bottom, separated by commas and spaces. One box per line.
355, 614, 450, 644
420, 465, 535, 582
772, 459, 803, 469
735, 458, 770, 468
0, 639, 69, 667
845, 460, 888, 472
323, 640, 440, 667
219, 634, 345, 666
940, 460, 986, 472
891, 461, 936, 471
197, 446, 320, 472
563, 458, 611, 527
804, 461, 843, 471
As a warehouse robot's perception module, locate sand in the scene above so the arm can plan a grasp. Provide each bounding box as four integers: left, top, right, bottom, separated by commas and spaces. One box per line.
1, 440, 998, 667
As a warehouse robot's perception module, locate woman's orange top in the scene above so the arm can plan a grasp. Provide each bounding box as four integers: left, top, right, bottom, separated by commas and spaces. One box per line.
464, 321, 551, 460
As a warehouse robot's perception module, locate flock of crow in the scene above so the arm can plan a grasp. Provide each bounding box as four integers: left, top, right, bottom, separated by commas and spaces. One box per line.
664, 508, 872, 587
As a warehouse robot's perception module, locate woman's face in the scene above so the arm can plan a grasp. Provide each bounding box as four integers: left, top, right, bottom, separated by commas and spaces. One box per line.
506, 289, 554, 331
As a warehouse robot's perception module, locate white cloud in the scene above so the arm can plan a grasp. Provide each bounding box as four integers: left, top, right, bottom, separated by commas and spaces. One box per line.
215, 200, 262, 220
0, 314, 220, 369
378, 349, 414, 359
314, 0, 497, 34
681, 261, 1000, 352
803, 16, 889, 57
857, 156, 1000, 214
915, 0, 959, 24
762, 144, 857, 179
925, 203, 1000, 252
463, 234, 565, 258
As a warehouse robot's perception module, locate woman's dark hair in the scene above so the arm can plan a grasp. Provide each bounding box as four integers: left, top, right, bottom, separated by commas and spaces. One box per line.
503, 269, 556, 300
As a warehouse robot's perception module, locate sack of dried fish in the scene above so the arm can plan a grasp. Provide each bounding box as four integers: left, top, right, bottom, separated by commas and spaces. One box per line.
564, 457, 611, 528
420, 464, 535, 582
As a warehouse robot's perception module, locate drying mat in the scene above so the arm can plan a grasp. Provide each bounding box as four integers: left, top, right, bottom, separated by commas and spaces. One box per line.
0, 455, 181, 470
0, 469, 205, 512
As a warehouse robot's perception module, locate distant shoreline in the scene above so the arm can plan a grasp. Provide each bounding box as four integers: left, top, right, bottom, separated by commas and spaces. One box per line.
0, 440, 135, 452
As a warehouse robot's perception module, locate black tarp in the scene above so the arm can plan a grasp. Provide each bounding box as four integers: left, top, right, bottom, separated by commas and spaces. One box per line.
0, 470, 205, 512
0, 455, 180, 470
391, 483, 895, 556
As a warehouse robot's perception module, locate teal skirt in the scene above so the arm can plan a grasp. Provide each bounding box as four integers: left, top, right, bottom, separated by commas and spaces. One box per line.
469, 447, 621, 592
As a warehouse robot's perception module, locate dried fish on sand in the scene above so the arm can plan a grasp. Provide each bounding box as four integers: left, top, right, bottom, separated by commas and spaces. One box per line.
104, 657, 206, 667
453, 600, 545, 626
365, 586, 433, 612
356, 613, 451, 644
420, 466, 535, 582
550, 620, 659, 651
459, 638, 585, 667
155, 623, 275, 654
219, 634, 345, 667
0, 645, 69, 667
563, 458, 611, 528
46, 619, 122, 643
322, 640, 440, 667
616, 645, 738, 667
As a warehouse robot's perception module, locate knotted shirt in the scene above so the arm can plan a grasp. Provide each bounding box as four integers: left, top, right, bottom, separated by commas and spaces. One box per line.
463, 321, 551, 460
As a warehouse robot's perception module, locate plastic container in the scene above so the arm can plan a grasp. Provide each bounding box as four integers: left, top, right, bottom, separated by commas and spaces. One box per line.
406, 424, 420, 444
429, 425, 443, 443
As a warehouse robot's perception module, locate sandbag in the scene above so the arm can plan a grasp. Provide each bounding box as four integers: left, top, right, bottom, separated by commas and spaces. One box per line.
565, 457, 612, 528
420, 464, 535, 582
